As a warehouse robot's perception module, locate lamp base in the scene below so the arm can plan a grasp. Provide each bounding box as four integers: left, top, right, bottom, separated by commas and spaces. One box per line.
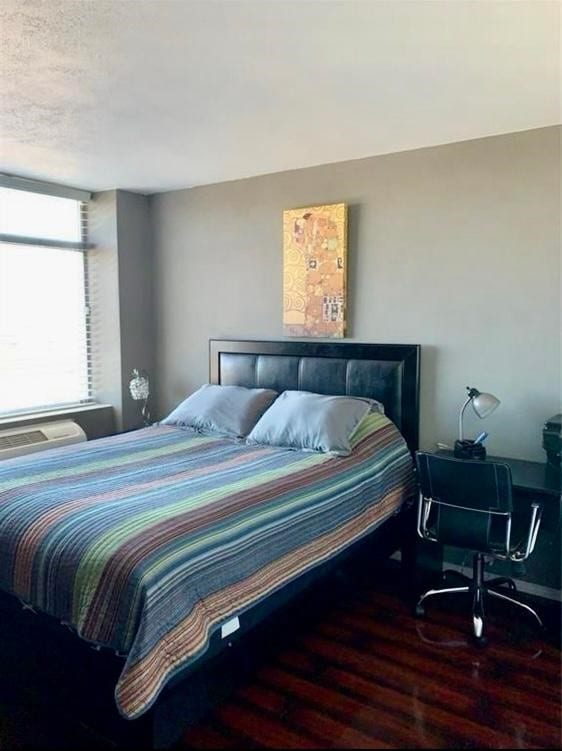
454, 439, 486, 461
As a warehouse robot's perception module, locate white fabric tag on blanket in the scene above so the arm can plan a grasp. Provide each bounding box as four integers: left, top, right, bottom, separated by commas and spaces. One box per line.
221, 616, 240, 639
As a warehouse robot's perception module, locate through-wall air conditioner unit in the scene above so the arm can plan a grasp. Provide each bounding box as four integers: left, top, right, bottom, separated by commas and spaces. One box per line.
0, 420, 87, 460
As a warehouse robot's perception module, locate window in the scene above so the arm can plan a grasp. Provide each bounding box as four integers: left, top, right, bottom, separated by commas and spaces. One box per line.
0, 185, 91, 416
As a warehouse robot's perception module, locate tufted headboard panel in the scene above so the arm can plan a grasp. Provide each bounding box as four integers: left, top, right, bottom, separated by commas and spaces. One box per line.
209, 340, 420, 453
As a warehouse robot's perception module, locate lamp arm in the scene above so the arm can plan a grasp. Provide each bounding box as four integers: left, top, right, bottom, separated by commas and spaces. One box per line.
458, 396, 472, 441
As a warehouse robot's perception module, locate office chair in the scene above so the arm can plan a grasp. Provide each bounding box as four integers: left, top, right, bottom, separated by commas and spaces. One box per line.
415, 452, 543, 645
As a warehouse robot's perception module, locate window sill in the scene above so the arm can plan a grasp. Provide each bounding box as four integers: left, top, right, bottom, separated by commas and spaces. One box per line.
0, 403, 112, 426
0, 403, 115, 440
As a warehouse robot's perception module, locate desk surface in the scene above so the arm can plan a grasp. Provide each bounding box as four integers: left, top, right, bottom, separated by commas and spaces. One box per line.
490, 455, 561, 498
436, 451, 561, 499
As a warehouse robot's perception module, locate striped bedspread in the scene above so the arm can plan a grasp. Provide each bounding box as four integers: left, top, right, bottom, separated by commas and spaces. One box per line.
0, 412, 414, 719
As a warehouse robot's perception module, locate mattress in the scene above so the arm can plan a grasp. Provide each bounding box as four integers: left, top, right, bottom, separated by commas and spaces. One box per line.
0, 411, 414, 719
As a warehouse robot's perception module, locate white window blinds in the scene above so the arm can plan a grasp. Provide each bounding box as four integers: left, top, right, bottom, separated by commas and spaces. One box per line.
0, 186, 91, 416
0, 188, 83, 243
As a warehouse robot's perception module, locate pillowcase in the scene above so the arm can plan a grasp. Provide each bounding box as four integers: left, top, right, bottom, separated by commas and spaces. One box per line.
161, 384, 278, 438
246, 391, 378, 456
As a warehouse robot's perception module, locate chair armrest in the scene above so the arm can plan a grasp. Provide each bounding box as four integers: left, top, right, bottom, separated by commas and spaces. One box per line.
416, 490, 426, 540
416, 492, 439, 542
509, 502, 542, 562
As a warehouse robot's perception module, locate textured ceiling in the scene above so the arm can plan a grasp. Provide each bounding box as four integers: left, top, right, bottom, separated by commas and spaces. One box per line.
0, 0, 559, 194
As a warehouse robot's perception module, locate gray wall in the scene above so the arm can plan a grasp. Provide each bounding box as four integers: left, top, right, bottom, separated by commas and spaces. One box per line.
116, 191, 155, 430
89, 190, 154, 432
151, 126, 561, 462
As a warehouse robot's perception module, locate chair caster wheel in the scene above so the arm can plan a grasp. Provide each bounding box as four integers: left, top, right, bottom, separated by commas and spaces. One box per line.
415, 603, 425, 618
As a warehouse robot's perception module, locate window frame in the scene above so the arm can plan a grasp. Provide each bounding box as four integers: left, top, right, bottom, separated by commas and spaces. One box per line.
0, 177, 94, 418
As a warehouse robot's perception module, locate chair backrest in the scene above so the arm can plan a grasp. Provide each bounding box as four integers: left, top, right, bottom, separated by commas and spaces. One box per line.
415, 452, 514, 554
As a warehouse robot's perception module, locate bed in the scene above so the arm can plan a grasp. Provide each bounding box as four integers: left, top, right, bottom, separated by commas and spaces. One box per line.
0, 339, 420, 747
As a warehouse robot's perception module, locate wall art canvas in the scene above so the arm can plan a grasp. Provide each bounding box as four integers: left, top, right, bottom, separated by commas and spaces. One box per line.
283, 202, 348, 338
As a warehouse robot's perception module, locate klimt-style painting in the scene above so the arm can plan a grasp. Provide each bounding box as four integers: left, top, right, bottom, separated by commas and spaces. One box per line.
283, 203, 348, 338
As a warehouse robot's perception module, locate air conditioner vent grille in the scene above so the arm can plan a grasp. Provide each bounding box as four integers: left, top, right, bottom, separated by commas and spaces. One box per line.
0, 420, 86, 460
0, 430, 48, 451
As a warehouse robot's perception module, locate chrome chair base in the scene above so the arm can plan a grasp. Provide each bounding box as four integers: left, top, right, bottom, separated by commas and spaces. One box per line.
441, 568, 517, 592
415, 554, 543, 644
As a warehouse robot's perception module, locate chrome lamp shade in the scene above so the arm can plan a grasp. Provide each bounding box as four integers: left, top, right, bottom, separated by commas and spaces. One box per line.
459, 387, 500, 441
471, 391, 501, 419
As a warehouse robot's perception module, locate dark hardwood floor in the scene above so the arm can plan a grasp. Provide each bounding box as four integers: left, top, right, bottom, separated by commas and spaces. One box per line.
180, 565, 561, 750
1, 559, 560, 750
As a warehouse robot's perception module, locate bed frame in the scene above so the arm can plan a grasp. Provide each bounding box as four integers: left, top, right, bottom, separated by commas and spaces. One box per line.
0, 340, 420, 749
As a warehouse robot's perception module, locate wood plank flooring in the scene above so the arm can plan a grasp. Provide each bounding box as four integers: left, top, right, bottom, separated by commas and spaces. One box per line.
181, 565, 562, 750
0, 560, 560, 749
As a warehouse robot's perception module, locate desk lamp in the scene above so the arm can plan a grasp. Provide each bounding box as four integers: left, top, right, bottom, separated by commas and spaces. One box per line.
455, 386, 500, 459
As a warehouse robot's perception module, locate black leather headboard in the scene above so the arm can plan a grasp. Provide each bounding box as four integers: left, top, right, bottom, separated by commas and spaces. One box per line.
209, 340, 420, 453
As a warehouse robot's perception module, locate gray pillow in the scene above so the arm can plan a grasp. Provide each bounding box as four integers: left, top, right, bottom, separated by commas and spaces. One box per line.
246, 391, 377, 456
161, 384, 278, 438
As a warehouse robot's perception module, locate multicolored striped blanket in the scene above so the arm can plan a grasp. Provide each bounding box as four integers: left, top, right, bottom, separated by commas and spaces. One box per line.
0, 412, 414, 719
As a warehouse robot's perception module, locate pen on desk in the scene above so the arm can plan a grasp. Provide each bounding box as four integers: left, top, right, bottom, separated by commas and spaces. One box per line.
474, 431, 488, 445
